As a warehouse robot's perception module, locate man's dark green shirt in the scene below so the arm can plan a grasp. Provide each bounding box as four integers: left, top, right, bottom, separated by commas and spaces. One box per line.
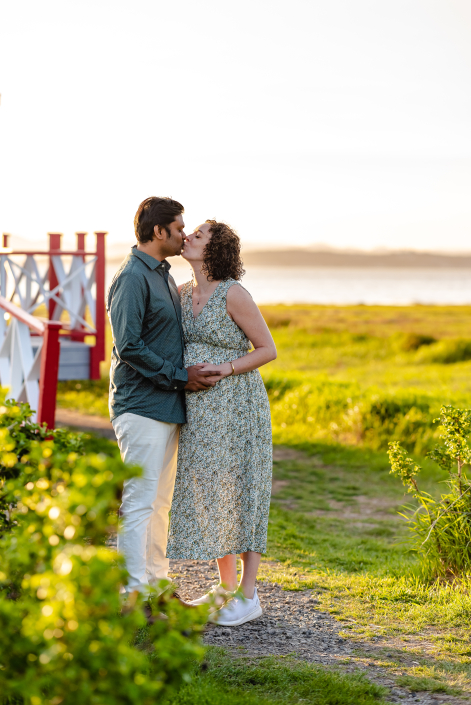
107, 247, 188, 424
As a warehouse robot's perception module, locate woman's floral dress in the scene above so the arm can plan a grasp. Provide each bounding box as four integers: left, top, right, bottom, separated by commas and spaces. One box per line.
166, 279, 272, 560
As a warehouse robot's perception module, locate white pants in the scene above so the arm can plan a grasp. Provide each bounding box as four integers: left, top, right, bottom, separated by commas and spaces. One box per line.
112, 412, 180, 593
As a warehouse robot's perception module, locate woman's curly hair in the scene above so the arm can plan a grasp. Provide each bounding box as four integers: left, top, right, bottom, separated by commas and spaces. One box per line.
201, 220, 246, 282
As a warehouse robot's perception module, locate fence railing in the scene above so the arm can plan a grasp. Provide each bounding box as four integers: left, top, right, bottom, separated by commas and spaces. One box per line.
0, 297, 63, 428
0, 232, 106, 379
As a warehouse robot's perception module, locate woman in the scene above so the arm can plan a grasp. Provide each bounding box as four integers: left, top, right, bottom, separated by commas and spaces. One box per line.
166, 220, 276, 626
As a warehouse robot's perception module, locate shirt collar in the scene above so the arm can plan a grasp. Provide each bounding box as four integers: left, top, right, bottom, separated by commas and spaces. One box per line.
131, 245, 171, 272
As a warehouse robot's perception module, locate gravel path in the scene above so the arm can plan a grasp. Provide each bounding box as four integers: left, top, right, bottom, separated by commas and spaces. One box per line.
170, 559, 345, 661
55, 409, 116, 440
58, 412, 465, 705
170, 559, 465, 705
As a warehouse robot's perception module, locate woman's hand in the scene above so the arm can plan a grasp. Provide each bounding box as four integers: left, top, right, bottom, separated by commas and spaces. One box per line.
199, 362, 233, 379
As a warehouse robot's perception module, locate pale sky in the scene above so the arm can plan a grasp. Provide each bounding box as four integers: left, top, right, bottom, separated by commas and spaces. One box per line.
1, 0, 471, 251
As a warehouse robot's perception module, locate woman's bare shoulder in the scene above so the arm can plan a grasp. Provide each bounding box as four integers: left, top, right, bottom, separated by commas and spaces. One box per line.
226, 281, 253, 303
226, 282, 257, 316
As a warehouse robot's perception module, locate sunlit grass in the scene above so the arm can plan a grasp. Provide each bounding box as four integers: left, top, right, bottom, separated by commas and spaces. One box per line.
58, 305, 471, 457
167, 648, 389, 705
57, 378, 109, 417
261, 442, 471, 696
56, 305, 471, 698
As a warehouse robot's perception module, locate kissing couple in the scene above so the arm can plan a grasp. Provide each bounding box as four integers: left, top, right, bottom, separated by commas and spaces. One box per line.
107, 196, 276, 627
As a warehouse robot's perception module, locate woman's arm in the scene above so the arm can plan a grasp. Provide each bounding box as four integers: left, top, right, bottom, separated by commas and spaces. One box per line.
199, 285, 277, 378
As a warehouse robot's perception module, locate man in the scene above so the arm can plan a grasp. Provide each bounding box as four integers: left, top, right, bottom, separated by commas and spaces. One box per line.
107, 196, 218, 599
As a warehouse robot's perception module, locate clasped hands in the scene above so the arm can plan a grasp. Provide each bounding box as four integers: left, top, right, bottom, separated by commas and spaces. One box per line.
184, 362, 233, 392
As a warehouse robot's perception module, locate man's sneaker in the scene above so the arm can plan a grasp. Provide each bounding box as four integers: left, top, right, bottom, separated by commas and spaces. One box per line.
189, 584, 231, 612
211, 588, 262, 626
153, 590, 197, 610
143, 601, 164, 625
170, 590, 197, 607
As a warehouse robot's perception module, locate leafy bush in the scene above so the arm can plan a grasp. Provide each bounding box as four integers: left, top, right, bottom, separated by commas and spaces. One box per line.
260, 312, 291, 329
266, 373, 441, 454
361, 393, 438, 454
0, 400, 206, 705
416, 339, 471, 364
389, 405, 471, 579
399, 333, 436, 352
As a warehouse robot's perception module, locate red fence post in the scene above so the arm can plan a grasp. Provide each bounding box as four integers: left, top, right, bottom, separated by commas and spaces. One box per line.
48, 233, 62, 319
90, 231, 106, 379
37, 321, 62, 428
75, 232, 86, 252
2, 234, 9, 248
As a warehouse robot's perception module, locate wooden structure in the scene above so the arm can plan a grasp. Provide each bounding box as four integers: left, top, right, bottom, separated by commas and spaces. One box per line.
0, 232, 106, 427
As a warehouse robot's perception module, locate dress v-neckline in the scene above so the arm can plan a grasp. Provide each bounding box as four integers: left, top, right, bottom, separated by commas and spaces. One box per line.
190, 281, 222, 321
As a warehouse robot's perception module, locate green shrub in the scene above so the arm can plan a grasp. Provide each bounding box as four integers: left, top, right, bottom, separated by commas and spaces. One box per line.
399, 333, 436, 351
266, 373, 440, 454
260, 312, 291, 329
0, 400, 206, 705
389, 405, 471, 579
416, 339, 471, 364
361, 393, 438, 454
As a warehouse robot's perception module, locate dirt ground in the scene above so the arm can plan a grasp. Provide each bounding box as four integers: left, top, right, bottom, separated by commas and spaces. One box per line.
170, 559, 465, 705
65, 411, 467, 704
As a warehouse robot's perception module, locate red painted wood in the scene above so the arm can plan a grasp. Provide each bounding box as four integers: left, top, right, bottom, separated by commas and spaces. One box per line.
48, 233, 62, 319
37, 322, 62, 428
75, 232, 86, 252
90, 231, 106, 379
3, 233, 104, 402
0, 295, 45, 334
2, 234, 9, 248
6, 250, 96, 256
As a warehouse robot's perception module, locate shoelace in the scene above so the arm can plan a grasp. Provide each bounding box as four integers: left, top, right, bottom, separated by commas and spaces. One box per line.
224, 596, 241, 612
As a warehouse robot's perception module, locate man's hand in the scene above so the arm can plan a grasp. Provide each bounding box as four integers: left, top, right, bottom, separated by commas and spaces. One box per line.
184, 364, 222, 391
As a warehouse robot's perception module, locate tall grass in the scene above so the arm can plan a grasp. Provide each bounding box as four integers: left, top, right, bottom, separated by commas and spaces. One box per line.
389, 406, 471, 580
265, 371, 469, 454
57, 305, 471, 455
258, 305, 471, 454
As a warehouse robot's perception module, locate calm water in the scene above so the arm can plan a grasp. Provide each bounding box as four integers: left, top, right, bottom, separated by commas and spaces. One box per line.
106, 263, 471, 306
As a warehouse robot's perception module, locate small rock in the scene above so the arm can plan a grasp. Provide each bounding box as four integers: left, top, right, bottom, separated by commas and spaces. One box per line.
391, 689, 406, 699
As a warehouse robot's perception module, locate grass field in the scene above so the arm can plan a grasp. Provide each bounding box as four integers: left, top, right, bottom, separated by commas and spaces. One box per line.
58, 304, 471, 454
58, 305, 471, 701
167, 648, 390, 705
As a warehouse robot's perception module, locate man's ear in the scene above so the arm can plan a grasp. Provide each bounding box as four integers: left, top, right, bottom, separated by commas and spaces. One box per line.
153, 224, 164, 240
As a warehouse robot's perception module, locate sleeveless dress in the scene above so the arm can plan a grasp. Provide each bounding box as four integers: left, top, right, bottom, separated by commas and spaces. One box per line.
166, 279, 272, 560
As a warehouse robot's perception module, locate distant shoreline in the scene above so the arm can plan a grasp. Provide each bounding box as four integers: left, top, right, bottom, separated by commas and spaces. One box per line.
106, 247, 471, 268
6, 236, 470, 269
239, 249, 471, 269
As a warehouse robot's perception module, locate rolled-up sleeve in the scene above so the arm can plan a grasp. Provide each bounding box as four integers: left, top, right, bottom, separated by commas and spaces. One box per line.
108, 273, 188, 391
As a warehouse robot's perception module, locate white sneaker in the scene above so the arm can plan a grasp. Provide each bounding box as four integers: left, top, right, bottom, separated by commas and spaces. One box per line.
211, 588, 262, 626
189, 584, 231, 612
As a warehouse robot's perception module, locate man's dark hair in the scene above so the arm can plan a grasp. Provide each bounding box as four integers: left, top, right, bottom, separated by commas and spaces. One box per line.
134, 197, 184, 243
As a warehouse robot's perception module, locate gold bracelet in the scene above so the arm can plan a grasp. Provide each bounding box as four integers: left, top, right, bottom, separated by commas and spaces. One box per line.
229, 361, 235, 376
